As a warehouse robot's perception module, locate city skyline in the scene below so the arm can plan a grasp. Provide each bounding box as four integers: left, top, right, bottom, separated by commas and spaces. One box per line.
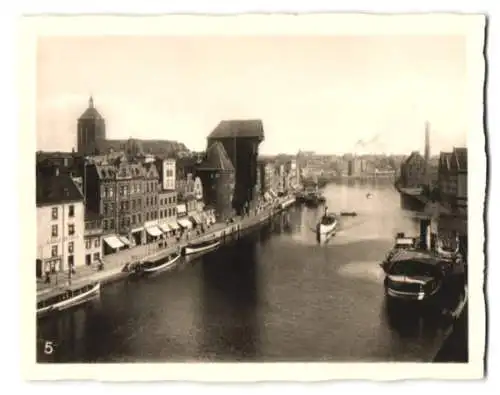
37, 35, 467, 156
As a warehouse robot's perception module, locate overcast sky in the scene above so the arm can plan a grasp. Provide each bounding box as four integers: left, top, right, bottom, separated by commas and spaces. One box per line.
36, 35, 468, 155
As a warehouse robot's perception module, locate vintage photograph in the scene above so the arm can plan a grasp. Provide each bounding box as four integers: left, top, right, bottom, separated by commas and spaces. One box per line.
23, 14, 485, 380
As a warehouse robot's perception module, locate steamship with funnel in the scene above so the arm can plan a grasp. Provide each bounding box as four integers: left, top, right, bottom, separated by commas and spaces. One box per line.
316, 206, 338, 243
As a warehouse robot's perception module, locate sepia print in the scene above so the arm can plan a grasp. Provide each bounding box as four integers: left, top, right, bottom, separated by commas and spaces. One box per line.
22, 14, 486, 380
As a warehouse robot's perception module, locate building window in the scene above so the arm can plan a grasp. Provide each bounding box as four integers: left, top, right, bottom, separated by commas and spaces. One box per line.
93, 252, 100, 262
68, 205, 75, 217
68, 241, 74, 254
132, 214, 136, 224
110, 219, 115, 229
51, 207, 58, 220
85, 239, 91, 249
160, 211, 163, 219
138, 214, 142, 223
94, 238, 100, 248
146, 212, 150, 221
103, 220, 108, 230
51, 245, 58, 257
68, 224, 75, 236
109, 187, 114, 198
51, 225, 58, 237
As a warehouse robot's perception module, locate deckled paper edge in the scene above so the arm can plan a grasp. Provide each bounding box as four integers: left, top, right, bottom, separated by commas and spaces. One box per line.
19, 13, 486, 381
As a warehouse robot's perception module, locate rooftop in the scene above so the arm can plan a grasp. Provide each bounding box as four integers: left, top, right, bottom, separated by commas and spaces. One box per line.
208, 119, 264, 140
453, 147, 467, 172
78, 96, 104, 121
36, 173, 84, 207
198, 141, 235, 171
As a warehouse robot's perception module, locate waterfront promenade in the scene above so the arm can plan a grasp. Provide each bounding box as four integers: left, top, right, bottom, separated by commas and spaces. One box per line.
37, 196, 295, 301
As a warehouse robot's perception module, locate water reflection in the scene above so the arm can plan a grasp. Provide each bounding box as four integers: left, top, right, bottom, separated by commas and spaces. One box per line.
199, 235, 260, 360
36, 181, 453, 363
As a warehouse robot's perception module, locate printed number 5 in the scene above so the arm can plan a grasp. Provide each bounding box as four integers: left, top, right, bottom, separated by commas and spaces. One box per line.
44, 341, 54, 355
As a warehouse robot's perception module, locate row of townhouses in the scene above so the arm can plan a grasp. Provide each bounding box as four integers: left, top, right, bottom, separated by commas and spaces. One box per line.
36, 97, 302, 278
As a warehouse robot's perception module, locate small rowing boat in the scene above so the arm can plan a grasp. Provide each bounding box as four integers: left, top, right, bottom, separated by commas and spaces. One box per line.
141, 253, 181, 274
183, 239, 220, 256
340, 211, 357, 217
37, 282, 101, 317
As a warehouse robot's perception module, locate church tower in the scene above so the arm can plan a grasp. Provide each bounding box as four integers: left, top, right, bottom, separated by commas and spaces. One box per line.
77, 96, 106, 155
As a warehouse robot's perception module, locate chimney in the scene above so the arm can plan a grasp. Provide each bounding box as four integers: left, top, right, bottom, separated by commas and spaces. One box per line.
424, 122, 430, 186
424, 121, 430, 163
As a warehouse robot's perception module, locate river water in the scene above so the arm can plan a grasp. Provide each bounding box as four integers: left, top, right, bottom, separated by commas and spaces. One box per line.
37, 181, 454, 363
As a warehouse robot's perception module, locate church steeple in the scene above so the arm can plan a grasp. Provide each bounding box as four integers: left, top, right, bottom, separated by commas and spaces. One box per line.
77, 95, 106, 155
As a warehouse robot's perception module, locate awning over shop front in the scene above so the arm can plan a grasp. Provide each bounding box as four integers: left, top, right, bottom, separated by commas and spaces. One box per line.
158, 223, 171, 233
192, 213, 204, 224
103, 235, 125, 250
119, 236, 131, 246
146, 226, 163, 237
177, 218, 193, 229
198, 212, 208, 223
176, 204, 187, 215
168, 221, 180, 231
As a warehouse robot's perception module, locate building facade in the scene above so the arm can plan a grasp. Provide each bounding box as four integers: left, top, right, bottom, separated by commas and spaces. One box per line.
207, 120, 264, 215
399, 151, 428, 188
438, 147, 467, 209
197, 141, 236, 222
84, 211, 103, 266
155, 158, 180, 236
36, 172, 85, 278
158, 189, 178, 232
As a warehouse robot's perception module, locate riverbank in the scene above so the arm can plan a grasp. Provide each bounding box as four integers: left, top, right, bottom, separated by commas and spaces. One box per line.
37, 196, 297, 303
434, 303, 469, 362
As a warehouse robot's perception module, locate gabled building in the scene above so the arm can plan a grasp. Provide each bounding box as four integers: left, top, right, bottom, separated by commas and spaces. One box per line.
207, 119, 264, 215
399, 151, 428, 188
142, 162, 162, 243
197, 141, 235, 222
84, 210, 103, 267
438, 147, 467, 210
84, 159, 161, 253
36, 171, 85, 278
155, 157, 180, 237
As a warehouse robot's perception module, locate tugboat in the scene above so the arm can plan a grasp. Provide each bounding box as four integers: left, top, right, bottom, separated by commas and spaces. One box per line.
383, 232, 417, 263
316, 206, 338, 243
